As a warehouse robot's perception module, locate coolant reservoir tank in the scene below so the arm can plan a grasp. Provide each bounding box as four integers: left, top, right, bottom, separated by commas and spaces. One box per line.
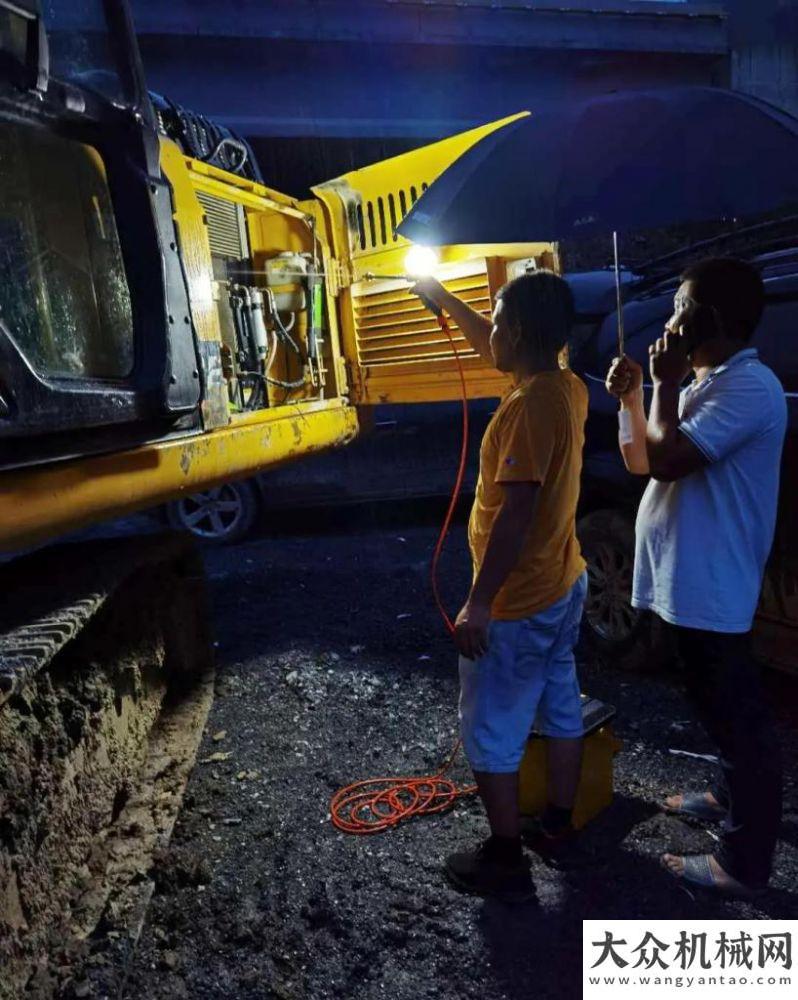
264, 252, 309, 312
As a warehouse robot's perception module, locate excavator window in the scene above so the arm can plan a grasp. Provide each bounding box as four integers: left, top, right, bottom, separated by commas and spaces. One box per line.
42, 0, 131, 106
0, 122, 134, 379
0, 9, 27, 66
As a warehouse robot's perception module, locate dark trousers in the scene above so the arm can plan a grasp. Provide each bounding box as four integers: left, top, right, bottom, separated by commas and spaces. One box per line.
673, 625, 782, 887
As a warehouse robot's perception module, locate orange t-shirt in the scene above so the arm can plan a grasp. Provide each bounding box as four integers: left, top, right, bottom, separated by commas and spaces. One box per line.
468, 369, 588, 620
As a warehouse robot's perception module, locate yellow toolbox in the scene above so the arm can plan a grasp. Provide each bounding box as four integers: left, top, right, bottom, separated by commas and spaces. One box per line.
518, 696, 623, 829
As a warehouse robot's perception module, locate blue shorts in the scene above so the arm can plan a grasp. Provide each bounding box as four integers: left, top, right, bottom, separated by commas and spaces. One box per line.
458, 571, 587, 773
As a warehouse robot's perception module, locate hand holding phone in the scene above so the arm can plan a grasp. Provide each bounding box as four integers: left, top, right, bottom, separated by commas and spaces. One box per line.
649, 330, 691, 386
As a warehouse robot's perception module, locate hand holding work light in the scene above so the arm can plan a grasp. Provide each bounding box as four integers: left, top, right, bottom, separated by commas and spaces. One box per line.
364, 245, 444, 315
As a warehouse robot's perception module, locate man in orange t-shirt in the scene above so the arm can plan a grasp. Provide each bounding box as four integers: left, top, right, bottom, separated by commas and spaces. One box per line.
415, 271, 588, 900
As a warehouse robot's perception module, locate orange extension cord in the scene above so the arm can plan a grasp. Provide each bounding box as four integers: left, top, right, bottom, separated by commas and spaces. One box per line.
330, 314, 478, 835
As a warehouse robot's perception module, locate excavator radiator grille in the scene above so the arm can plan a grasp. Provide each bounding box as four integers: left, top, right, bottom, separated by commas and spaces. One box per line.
352, 267, 491, 371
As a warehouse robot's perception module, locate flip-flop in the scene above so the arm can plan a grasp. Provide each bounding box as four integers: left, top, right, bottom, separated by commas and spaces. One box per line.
661, 792, 727, 823
660, 853, 765, 899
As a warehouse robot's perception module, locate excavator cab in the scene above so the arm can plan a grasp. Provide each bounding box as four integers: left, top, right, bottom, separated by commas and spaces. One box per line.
0, 1, 206, 472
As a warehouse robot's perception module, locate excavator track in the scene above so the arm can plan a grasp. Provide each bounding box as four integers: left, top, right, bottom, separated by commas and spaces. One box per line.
0, 533, 216, 999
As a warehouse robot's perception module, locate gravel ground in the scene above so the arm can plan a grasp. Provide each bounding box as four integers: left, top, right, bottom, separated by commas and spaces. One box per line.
83, 503, 798, 1000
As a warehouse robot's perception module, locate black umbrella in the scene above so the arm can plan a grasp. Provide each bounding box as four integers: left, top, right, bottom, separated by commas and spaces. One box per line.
398, 87, 798, 353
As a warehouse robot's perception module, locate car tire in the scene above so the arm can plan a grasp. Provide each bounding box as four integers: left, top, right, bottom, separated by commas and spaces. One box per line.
165, 480, 260, 545
577, 508, 648, 662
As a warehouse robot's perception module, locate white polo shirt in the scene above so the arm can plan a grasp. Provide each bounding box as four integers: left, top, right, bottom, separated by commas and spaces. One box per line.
632, 348, 787, 633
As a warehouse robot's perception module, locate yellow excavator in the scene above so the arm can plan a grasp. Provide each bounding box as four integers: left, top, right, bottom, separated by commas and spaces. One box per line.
0, 3, 568, 991
0, 13, 555, 553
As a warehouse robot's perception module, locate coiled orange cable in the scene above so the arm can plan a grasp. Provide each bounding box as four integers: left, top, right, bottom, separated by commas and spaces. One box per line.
330, 313, 478, 834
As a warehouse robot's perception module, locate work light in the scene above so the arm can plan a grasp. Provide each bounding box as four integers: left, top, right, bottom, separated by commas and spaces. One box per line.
404, 245, 439, 279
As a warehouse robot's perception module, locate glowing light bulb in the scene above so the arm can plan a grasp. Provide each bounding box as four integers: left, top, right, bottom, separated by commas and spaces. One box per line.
404, 245, 439, 279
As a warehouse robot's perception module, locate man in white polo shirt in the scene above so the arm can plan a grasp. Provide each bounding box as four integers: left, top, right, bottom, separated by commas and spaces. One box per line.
606, 256, 787, 896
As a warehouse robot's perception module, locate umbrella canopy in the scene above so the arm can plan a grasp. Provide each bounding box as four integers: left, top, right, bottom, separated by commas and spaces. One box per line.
397, 87, 798, 246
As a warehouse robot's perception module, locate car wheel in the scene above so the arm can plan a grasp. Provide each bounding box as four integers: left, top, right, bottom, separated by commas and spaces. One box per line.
577, 509, 646, 658
165, 480, 260, 545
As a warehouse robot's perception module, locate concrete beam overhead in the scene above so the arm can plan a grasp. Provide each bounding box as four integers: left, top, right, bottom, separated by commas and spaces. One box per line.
129, 0, 728, 55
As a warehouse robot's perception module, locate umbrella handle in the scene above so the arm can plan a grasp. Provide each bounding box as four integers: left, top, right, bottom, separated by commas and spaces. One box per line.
613, 230, 626, 358
613, 231, 633, 445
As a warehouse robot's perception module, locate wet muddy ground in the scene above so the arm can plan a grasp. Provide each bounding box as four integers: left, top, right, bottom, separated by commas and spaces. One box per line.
70, 503, 798, 1000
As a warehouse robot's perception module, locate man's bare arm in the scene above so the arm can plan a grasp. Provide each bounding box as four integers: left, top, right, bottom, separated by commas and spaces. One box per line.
619, 389, 650, 475
605, 357, 650, 475
454, 481, 540, 659
647, 381, 707, 482
470, 482, 540, 607
646, 333, 708, 482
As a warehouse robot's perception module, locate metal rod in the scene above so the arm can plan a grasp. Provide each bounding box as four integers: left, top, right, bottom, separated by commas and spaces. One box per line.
364, 272, 409, 282
613, 230, 625, 358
